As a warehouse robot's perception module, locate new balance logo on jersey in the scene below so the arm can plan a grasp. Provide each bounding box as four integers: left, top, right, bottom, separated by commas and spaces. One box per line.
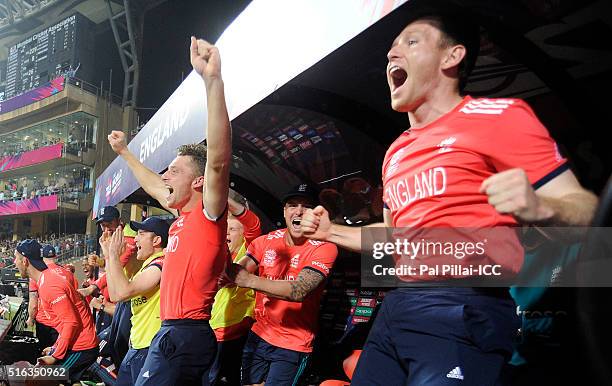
386, 148, 406, 178
460, 98, 515, 115
142, 371, 150, 378
437, 136, 456, 153
446, 366, 464, 380
266, 229, 285, 240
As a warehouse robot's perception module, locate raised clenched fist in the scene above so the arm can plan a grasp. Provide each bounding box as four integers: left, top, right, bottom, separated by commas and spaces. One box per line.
190, 36, 222, 83
107, 130, 128, 155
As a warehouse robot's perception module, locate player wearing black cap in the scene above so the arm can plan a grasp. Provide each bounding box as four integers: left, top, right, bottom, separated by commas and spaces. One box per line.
101, 217, 169, 386
229, 184, 338, 385
14, 239, 99, 384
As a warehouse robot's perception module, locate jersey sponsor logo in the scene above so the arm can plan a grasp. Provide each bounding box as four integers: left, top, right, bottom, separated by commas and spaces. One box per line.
165, 234, 179, 253
311, 260, 329, 275
290, 254, 300, 268
460, 98, 515, 115
50, 294, 67, 305
263, 249, 277, 267
437, 136, 456, 153
265, 273, 296, 281
385, 167, 447, 211
131, 296, 148, 307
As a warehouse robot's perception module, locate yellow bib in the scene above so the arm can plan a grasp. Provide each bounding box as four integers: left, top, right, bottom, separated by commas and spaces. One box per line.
129, 251, 163, 349
210, 242, 255, 329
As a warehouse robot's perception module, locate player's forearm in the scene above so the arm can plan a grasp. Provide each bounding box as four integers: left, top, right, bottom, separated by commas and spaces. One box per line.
324, 223, 364, 252
204, 79, 231, 183
538, 191, 598, 226
327, 222, 388, 253
105, 253, 132, 302
77, 285, 96, 297
238, 210, 262, 244
204, 79, 232, 169
28, 302, 37, 320
119, 149, 167, 202
243, 275, 301, 302
50, 329, 77, 360
49, 304, 81, 359
102, 303, 115, 315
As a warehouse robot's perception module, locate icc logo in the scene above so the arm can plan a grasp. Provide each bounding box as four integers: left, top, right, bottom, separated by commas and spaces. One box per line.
263, 249, 277, 267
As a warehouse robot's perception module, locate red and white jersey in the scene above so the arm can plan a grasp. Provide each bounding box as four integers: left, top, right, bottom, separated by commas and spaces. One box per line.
382, 96, 567, 276
37, 269, 98, 359
29, 262, 78, 326
247, 229, 338, 352
160, 200, 229, 320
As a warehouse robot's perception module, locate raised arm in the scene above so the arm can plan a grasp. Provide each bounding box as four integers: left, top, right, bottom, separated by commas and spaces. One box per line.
108, 130, 177, 216
301, 206, 391, 252
229, 197, 261, 244
190, 37, 231, 219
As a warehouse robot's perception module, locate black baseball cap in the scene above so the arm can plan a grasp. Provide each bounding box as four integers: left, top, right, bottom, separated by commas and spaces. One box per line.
130, 217, 170, 247
96, 206, 120, 224
281, 183, 318, 205
41, 244, 57, 258
16, 239, 47, 271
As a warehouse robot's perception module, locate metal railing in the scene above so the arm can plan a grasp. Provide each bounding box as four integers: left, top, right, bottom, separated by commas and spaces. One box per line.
65, 76, 123, 106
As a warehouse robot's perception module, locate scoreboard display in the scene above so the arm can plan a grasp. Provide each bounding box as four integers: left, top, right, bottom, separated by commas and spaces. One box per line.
4, 13, 95, 99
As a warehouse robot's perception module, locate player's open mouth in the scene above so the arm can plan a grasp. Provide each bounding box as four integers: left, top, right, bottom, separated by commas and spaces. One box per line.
291, 217, 302, 231
389, 65, 408, 92
166, 185, 174, 200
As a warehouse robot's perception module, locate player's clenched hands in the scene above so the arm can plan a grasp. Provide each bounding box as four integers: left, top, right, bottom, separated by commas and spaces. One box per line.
99, 231, 112, 258
301, 206, 332, 241
37, 355, 57, 366
108, 130, 128, 155
108, 226, 125, 260
190, 36, 221, 83
480, 168, 553, 223
226, 263, 254, 288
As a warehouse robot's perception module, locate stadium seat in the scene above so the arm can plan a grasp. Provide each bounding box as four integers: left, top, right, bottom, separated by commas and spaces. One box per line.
319, 349, 362, 385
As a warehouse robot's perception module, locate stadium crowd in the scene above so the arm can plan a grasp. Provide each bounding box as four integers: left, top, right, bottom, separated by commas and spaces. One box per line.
0, 234, 94, 268
0, 138, 63, 159
2, 4, 601, 386
0, 174, 92, 204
